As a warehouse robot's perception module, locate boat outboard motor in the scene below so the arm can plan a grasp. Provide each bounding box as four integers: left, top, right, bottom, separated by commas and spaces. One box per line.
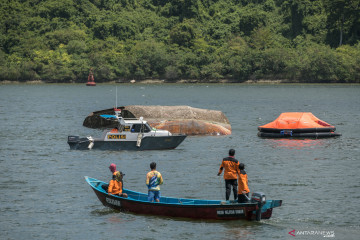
68, 136, 79, 143
87, 136, 94, 149
251, 192, 266, 221
67, 136, 80, 149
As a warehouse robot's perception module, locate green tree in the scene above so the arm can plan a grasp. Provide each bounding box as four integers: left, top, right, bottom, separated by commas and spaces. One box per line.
322, 0, 360, 46
127, 40, 169, 79
0, 0, 359, 83
170, 20, 196, 47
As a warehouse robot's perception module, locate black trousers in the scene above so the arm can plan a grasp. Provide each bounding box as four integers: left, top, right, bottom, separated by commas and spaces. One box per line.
238, 193, 249, 203
225, 179, 238, 201
102, 184, 109, 192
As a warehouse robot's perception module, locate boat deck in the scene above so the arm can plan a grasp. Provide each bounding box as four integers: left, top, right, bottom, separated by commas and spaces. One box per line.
124, 190, 222, 205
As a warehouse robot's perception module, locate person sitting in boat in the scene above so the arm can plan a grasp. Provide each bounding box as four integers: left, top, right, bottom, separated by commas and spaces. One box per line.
237, 163, 250, 203
102, 163, 124, 192
146, 162, 163, 202
110, 127, 119, 133
108, 171, 128, 198
109, 163, 120, 177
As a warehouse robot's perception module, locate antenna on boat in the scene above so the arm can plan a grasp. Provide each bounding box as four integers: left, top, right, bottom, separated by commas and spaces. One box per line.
115, 86, 118, 109
114, 86, 122, 119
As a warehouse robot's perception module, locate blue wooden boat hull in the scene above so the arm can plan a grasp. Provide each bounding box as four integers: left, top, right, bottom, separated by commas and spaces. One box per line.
85, 177, 282, 221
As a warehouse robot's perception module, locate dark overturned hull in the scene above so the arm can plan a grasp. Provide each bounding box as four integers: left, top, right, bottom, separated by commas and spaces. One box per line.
258, 127, 336, 133
258, 131, 341, 138
68, 135, 187, 150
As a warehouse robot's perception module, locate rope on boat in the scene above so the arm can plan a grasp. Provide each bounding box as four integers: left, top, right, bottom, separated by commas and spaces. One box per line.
218, 173, 224, 200
136, 117, 145, 147
87, 136, 94, 149
136, 133, 143, 147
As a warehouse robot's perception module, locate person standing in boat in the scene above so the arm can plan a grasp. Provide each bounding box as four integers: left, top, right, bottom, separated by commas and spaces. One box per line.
110, 127, 119, 133
237, 163, 250, 203
217, 149, 240, 201
146, 162, 163, 202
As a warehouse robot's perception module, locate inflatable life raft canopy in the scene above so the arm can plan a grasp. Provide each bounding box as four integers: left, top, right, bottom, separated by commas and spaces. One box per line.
258, 112, 341, 138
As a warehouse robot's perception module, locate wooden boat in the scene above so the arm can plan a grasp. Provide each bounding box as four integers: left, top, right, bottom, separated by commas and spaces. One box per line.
258, 112, 341, 138
68, 109, 186, 150
85, 176, 282, 221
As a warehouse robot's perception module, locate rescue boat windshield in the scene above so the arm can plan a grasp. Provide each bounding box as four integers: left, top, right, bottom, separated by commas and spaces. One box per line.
131, 123, 151, 133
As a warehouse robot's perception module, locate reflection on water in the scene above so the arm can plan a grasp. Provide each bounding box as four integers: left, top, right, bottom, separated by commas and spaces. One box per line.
107, 214, 137, 223
265, 139, 326, 149
0, 84, 359, 240
222, 227, 255, 240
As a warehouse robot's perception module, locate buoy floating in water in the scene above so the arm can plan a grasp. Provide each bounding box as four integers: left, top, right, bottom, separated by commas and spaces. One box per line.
86, 68, 96, 86
257, 112, 341, 138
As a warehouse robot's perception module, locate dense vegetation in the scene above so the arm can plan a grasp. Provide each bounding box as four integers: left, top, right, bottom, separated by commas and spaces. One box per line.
1, 0, 359, 83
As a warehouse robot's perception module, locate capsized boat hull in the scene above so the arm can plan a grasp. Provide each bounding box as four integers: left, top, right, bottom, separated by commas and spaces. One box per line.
85, 177, 282, 221
68, 135, 186, 150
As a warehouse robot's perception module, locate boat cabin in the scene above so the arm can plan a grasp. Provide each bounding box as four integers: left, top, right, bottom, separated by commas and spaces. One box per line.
100, 114, 171, 142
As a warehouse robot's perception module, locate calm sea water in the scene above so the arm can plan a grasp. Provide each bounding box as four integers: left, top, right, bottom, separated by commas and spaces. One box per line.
0, 83, 359, 240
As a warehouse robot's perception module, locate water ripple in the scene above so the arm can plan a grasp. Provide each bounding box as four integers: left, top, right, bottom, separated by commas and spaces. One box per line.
1, 84, 359, 240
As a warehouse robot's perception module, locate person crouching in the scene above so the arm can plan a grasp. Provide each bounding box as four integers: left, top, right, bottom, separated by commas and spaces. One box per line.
108, 171, 128, 198
237, 163, 250, 203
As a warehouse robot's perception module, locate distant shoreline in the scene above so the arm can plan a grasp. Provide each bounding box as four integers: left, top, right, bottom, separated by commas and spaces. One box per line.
1, 79, 358, 84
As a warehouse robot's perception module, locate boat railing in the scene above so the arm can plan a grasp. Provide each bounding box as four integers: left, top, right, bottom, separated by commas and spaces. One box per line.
178, 199, 195, 205
88, 180, 102, 183
86, 178, 104, 189
124, 192, 198, 205
121, 189, 224, 205
123, 118, 140, 121
126, 192, 148, 201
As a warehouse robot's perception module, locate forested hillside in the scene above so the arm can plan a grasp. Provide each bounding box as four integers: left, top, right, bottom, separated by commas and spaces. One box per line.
1, 0, 359, 83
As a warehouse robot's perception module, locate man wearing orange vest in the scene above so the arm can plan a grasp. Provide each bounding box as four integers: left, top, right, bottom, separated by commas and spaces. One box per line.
218, 149, 240, 201
237, 163, 250, 203
108, 171, 128, 198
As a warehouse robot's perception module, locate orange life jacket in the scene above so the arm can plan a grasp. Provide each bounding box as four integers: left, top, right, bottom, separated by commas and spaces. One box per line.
237, 170, 250, 194
110, 128, 119, 133
218, 157, 239, 180
108, 179, 123, 195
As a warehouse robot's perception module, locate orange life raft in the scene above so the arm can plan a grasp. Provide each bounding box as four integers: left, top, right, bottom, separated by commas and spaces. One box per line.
258, 112, 341, 138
